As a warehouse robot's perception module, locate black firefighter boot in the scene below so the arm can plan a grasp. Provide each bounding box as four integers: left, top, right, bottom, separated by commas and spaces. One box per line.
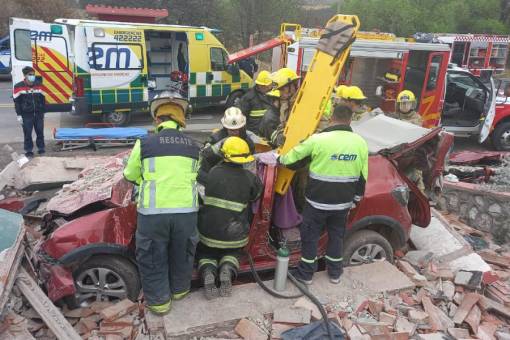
219, 263, 236, 297
201, 267, 219, 300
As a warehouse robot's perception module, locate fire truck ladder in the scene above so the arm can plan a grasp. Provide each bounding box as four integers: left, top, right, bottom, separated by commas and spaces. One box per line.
275, 14, 361, 195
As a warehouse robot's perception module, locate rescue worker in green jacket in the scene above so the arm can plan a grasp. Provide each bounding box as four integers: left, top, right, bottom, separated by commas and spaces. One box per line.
279, 104, 369, 285
343, 86, 370, 121
197, 137, 263, 299
238, 70, 273, 132
123, 91, 200, 315
390, 90, 423, 126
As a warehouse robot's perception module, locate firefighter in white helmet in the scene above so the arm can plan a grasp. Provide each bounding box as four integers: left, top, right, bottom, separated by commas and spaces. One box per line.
197, 107, 258, 184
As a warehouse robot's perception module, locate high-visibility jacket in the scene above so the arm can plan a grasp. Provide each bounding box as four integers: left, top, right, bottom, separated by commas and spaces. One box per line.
124, 120, 200, 215
198, 162, 263, 249
279, 124, 369, 211
238, 87, 272, 132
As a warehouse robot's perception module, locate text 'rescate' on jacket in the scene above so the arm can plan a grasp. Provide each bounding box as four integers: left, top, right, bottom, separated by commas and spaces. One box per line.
278, 124, 369, 211
123, 120, 200, 215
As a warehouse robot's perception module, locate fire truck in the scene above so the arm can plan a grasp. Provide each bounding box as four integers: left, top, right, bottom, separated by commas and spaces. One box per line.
414, 33, 510, 78
267, 28, 510, 150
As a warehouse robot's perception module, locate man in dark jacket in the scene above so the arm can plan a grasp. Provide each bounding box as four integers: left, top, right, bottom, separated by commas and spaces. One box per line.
197, 107, 258, 185
197, 136, 262, 299
237, 70, 273, 132
13, 66, 46, 157
258, 89, 281, 146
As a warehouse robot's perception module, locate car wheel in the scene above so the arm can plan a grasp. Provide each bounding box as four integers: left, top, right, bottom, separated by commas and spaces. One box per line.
343, 230, 394, 266
102, 111, 131, 126
69, 256, 140, 308
225, 91, 244, 109
492, 121, 510, 151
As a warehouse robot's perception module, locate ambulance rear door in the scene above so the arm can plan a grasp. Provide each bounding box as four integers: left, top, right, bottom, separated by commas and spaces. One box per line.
10, 18, 73, 111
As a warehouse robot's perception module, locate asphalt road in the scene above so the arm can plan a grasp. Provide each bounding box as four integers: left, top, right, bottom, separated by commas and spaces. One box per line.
0, 79, 222, 148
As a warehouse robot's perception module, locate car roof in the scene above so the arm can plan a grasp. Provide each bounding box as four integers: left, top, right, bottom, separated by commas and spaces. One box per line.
352, 114, 434, 154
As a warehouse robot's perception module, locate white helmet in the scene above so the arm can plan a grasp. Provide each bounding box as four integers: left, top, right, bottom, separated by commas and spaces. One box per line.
221, 107, 246, 130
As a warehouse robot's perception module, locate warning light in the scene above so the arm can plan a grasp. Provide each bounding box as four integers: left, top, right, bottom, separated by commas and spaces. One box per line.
50, 25, 63, 35
195, 32, 204, 41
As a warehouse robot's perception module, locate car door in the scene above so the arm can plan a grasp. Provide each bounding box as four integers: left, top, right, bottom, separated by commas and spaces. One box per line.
10, 18, 73, 110
478, 76, 497, 143
418, 52, 448, 128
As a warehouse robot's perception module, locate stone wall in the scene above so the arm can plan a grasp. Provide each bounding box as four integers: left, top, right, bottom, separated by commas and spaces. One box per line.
439, 181, 510, 244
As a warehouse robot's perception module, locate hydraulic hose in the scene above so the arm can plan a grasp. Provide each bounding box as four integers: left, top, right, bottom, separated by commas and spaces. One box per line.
247, 253, 335, 340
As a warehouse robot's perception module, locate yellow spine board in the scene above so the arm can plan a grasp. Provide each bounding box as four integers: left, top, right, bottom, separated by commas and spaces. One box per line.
275, 14, 360, 195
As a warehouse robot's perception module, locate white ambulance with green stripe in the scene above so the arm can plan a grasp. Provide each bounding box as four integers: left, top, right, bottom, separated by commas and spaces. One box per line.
13, 18, 253, 125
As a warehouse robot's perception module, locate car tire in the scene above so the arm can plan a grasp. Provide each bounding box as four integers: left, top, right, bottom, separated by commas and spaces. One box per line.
343, 230, 394, 266
225, 91, 244, 109
491, 121, 510, 151
67, 255, 140, 309
102, 111, 131, 126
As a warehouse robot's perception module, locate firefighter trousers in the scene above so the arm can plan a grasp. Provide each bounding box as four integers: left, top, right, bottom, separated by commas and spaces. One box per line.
297, 202, 349, 280
196, 243, 242, 277
135, 212, 198, 306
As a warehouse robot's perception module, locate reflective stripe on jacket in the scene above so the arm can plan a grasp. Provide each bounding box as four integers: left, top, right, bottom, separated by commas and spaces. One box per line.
198, 162, 263, 249
279, 124, 369, 211
238, 87, 272, 132
124, 120, 200, 215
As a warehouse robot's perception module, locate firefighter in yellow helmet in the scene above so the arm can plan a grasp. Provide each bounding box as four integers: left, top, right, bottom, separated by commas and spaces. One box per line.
197, 136, 262, 299
393, 90, 423, 126
323, 85, 348, 126
343, 86, 370, 121
123, 91, 200, 315
258, 89, 282, 144
237, 70, 273, 132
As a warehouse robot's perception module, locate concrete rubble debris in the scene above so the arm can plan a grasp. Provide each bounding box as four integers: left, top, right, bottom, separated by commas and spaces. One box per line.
234, 318, 268, 340
273, 306, 311, 324
293, 297, 322, 320
99, 299, 138, 322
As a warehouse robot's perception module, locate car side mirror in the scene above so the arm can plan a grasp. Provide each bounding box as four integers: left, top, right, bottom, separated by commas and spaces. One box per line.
227, 63, 240, 76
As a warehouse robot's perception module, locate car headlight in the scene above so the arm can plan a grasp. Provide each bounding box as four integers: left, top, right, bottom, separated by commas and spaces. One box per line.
392, 185, 410, 206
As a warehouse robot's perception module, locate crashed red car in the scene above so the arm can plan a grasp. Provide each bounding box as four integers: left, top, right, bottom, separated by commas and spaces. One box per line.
32, 115, 453, 307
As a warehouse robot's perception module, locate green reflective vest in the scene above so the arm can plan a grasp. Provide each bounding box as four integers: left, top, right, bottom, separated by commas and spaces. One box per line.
124, 121, 200, 215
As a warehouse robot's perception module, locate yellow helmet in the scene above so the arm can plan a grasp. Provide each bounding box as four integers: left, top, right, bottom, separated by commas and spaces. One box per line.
266, 89, 280, 98
271, 68, 300, 89
344, 86, 367, 101
220, 136, 254, 164
397, 90, 416, 103
255, 70, 273, 86
334, 85, 348, 99
150, 91, 188, 127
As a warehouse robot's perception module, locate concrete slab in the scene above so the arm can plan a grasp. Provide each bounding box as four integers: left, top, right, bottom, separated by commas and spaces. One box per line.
163, 261, 414, 338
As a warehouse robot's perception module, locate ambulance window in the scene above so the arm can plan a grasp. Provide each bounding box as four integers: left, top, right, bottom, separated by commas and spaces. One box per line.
35, 36, 69, 72
14, 30, 31, 61
426, 55, 442, 91
210, 47, 227, 71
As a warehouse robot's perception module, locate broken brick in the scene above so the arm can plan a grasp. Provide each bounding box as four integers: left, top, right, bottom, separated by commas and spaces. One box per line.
464, 304, 481, 333
453, 292, 464, 305
379, 311, 397, 325
89, 301, 113, 314
62, 306, 95, 319
483, 271, 500, 285
371, 332, 410, 340
408, 310, 429, 324
477, 321, 498, 340
293, 297, 322, 320
478, 250, 510, 268
99, 299, 137, 322
356, 300, 370, 313
74, 316, 98, 335
400, 292, 418, 306
422, 296, 454, 331
395, 317, 416, 336
453, 293, 481, 324
418, 332, 450, 340
234, 318, 267, 340
339, 316, 353, 332
348, 324, 371, 340
368, 299, 384, 315
273, 306, 311, 325
448, 327, 470, 340
440, 281, 456, 301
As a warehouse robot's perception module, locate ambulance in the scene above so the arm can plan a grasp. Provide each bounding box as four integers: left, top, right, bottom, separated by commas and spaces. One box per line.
9, 17, 253, 124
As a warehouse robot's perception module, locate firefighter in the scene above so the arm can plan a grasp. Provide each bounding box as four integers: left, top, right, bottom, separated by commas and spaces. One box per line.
321, 85, 348, 129
197, 136, 263, 299
197, 107, 257, 185
13, 66, 46, 157
123, 92, 200, 315
264, 68, 301, 147
258, 89, 281, 144
279, 104, 369, 284
343, 86, 369, 121
238, 70, 273, 132
392, 90, 422, 126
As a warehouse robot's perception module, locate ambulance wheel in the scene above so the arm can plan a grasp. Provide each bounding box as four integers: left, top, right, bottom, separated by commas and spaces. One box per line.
343, 230, 394, 266
492, 121, 510, 151
102, 111, 131, 126
225, 91, 244, 108
66, 255, 140, 309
